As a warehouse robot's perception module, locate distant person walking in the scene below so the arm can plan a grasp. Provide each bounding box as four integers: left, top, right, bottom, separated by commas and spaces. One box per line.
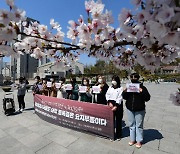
123, 73, 151, 148
17, 77, 26, 112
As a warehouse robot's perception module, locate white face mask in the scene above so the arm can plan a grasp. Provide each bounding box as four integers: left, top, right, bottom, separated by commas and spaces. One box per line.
112, 81, 117, 86
83, 81, 87, 85
35, 79, 38, 82
50, 78, 54, 82
98, 79, 103, 83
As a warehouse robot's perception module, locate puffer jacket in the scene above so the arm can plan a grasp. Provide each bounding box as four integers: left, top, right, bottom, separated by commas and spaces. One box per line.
122, 82, 150, 111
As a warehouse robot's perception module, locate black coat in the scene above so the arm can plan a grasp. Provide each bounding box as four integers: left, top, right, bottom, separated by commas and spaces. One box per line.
93, 83, 109, 105
122, 83, 150, 111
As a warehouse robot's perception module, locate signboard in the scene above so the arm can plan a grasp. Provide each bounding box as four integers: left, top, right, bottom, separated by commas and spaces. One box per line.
47, 82, 52, 88
79, 86, 87, 93
55, 83, 61, 89
126, 83, 140, 93
34, 94, 114, 139
38, 84, 43, 91
64, 84, 73, 90
92, 86, 101, 94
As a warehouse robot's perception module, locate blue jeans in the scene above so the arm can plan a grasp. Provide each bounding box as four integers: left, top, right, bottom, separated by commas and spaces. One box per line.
126, 109, 145, 143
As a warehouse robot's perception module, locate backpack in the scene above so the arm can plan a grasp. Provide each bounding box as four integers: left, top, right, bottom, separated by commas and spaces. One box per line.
3, 97, 15, 115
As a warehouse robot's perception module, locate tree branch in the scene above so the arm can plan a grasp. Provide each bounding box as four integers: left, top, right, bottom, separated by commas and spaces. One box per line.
18, 32, 80, 48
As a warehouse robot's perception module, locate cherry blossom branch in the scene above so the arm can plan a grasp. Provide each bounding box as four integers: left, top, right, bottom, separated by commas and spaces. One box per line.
18, 32, 79, 48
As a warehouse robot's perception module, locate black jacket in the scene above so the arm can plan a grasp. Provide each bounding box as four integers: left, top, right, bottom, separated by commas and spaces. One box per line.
93, 83, 109, 105
122, 82, 150, 111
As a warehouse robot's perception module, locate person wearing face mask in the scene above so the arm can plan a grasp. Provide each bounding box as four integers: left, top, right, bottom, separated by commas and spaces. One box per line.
79, 78, 92, 103
17, 77, 27, 112
70, 77, 79, 100
57, 77, 68, 99
41, 78, 49, 96
93, 75, 109, 105
106, 75, 123, 140
32, 76, 42, 95
49, 77, 57, 97
122, 73, 150, 148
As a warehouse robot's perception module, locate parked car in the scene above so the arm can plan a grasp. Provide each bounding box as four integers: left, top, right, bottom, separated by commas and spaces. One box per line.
3, 80, 13, 85
163, 78, 177, 82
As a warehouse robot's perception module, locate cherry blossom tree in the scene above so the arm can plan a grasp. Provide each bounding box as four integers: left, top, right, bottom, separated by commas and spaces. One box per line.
0, 0, 179, 104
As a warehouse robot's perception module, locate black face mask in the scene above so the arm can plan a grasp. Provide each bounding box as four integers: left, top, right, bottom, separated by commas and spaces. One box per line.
131, 79, 138, 83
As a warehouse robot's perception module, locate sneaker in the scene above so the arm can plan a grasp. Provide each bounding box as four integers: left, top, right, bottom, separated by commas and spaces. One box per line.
135, 142, 142, 148
128, 141, 136, 146
20, 109, 23, 112
116, 138, 121, 141
109, 139, 114, 142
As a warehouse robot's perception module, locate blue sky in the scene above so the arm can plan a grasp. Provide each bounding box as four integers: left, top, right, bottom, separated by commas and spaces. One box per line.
1, 0, 133, 65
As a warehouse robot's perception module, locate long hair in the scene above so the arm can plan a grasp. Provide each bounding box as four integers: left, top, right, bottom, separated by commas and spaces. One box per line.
112, 75, 121, 88
81, 77, 90, 86
95, 75, 106, 86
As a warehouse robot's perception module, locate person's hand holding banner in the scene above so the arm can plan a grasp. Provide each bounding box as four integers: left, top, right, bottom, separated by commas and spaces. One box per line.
126, 83, 140, 93
79, 86, 87, 93
111, 106, 117, 111
108, 102, 113, 108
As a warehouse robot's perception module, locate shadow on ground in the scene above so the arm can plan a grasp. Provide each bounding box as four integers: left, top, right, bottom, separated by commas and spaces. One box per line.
24, 107, 34, 111
2, 107, 34, 116
121, 127, 163, 143
144, 129, 163, 143
122, 126, 129, 138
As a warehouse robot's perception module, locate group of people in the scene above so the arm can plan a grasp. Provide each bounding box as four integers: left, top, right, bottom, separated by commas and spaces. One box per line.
32, 73, 150, 148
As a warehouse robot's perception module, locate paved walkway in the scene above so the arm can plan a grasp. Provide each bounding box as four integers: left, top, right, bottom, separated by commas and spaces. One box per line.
0, 83, 180, 154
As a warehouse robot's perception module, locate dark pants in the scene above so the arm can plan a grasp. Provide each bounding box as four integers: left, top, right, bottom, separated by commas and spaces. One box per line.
114, 103, 123, 139
17, 95, 25, 109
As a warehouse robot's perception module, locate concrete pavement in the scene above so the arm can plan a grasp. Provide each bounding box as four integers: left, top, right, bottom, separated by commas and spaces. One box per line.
0, 82, 180, 154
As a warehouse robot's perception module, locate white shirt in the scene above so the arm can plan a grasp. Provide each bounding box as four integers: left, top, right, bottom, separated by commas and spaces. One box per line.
105, 86, 123, 105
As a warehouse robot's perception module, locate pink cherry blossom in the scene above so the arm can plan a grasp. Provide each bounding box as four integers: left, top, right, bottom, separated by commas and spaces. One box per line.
155, 4, 175, 24
131, 0, 141, 6
12, 8, 26, 22
6, 0, 14, 8
118, 8, 132, 24
50, 19, 60, 29
0, 10, 12, 25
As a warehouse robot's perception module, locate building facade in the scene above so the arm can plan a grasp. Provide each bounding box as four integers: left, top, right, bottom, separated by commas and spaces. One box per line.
37, 61, 84, 79
10, 17, 39, 80
161, 66, 179, 74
